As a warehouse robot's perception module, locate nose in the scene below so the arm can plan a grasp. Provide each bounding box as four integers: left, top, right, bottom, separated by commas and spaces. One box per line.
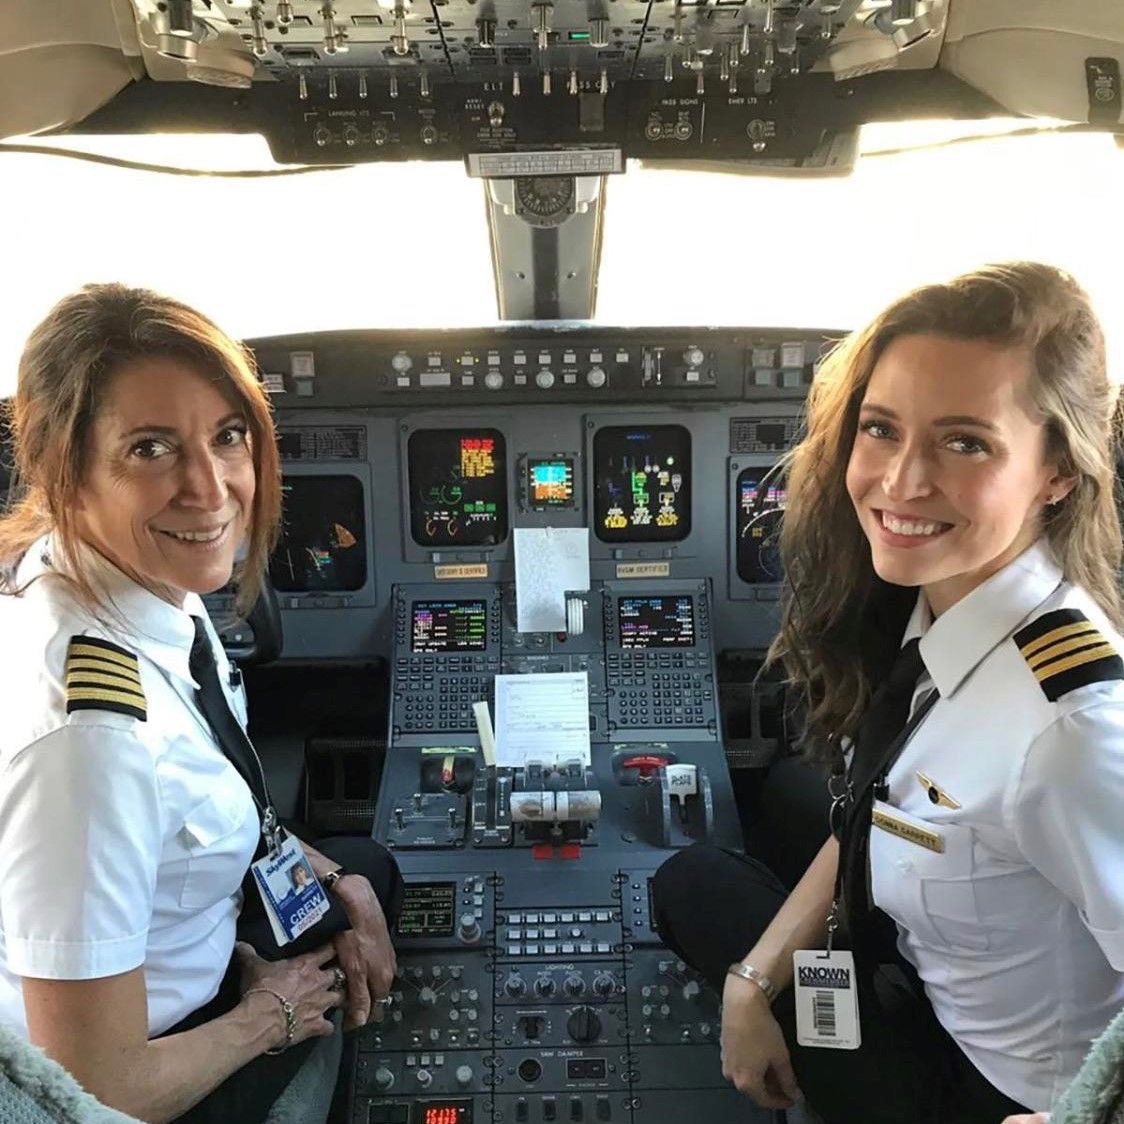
177, 442, 228, 512
882, 439, 935, 502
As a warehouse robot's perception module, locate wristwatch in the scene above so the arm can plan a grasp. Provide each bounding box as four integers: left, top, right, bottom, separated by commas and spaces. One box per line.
726, 962, 778, 1003
322, 866, 349, 893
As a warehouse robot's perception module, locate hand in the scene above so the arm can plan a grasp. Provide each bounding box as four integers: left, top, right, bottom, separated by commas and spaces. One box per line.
330, 875, 398, 1030
1001, 1116, 1049, 1124
720, 973, 803, 1110
235, 941, 343, 1050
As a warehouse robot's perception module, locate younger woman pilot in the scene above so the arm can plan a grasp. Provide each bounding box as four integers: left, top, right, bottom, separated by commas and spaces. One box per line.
653, 262, 1124, 1124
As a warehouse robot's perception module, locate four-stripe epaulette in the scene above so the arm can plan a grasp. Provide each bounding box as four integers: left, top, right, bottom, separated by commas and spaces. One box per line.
64, 636, 147, 721
1014, 609, 1124, 703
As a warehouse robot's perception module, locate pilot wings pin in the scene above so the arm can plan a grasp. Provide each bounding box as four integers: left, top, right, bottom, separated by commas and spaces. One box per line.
916, 771, 961, 810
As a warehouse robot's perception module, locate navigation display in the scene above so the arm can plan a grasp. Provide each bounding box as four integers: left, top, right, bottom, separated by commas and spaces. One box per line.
736, 468, 787, 584
268, 475, 367, 592
593, 425, 691, 542
618, 596, 695, 648
526, 456, 575, 508
409, 429, 508, 547
412, 600, 488, 653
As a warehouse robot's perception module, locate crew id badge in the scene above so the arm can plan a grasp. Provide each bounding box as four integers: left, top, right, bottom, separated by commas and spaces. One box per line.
251, 835, 331, 947
793, 950, 862, 1050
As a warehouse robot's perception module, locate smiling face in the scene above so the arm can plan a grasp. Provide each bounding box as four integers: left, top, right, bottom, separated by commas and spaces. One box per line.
845, 333, 1073, 616
75, 357, 256, 606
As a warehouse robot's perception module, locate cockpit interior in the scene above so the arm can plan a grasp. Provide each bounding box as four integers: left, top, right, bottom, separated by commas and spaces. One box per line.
2, 3, 1123, 1123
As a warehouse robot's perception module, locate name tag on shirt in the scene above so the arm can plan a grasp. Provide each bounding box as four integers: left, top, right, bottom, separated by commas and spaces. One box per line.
793, 950, 861, 1050
872, 807, 945, 853
250, 836, 331, 946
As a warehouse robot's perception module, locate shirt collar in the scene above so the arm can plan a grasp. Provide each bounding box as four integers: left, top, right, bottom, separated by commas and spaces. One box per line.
30, 535, 204, 687
903, 539, 1065, 699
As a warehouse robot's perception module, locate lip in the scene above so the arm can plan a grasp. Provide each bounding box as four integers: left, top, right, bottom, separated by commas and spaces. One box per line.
872, 508, 954, 548
154, 520, 234, 546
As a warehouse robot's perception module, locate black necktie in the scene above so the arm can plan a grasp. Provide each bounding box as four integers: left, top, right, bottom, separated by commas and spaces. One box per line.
188, 617, 270, 818
839, 638, 927, 958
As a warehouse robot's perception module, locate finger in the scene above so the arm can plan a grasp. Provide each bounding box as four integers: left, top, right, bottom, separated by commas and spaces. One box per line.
772, 1057, 803, 1105
347, 975, 373, 1029
303, 943, 339, 967
233, 941, 259, 966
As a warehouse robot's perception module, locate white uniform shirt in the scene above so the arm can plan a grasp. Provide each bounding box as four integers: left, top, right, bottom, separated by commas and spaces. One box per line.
869, 540, 1124, 1109
0, 538, 259, 1037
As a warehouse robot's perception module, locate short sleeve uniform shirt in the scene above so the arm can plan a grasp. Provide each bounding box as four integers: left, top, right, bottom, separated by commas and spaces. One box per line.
0, 538, 259, 1037
869, 540, 1124, 1109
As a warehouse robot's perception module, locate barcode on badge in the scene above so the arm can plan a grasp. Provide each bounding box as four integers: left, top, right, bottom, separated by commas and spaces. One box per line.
813, 990, 837, 1036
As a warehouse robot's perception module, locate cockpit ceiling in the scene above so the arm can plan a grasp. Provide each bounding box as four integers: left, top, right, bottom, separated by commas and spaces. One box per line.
0, 1, 1121, 168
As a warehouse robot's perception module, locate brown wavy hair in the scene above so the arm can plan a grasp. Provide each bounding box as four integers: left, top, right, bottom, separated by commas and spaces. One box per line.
770, 262, 1123, 762
0, 283, 281, 616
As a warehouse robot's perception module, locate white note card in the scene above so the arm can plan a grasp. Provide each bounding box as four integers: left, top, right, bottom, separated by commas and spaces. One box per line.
494, 671, 591, 767
513, 527, 590, 633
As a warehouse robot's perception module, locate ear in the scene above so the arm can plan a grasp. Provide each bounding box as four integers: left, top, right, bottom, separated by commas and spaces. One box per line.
1041, 471, 1078, 506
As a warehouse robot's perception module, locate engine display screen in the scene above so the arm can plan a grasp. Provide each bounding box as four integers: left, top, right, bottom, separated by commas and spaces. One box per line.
736, 468, 787, 584
526, 456, 575, 508
268, 475, 367, 592
395, 882, 457, 939
618, 596, 695, 648
593, 425, 691, 542
412, 600, 489, 653
408, 429, 508, 547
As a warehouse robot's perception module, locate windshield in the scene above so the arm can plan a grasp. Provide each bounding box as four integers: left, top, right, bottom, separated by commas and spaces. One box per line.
1, 119, 1121, 398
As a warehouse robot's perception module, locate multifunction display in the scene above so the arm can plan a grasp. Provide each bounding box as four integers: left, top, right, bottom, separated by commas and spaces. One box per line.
736, 467, 787, 583
593, 425, 691, 542
395, 882, 457, 939
526, 456, 575, 508
618, 595, 696, 648
268, 474, 367, 592
411, 600, 488, 653
408, 428, 508, 546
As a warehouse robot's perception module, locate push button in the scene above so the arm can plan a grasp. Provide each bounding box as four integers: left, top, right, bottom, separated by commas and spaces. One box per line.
570, 1095, 584, 1121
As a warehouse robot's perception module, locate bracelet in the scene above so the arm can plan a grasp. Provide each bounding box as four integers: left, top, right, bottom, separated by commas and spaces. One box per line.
726, 962, 778, 1003
321, 866, 349, 893
246, 987, 297, 1055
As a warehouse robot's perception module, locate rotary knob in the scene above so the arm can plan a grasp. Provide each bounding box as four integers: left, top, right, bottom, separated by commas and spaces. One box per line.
374, 1065, 394, 1091
566, 1006, 602, 1044
458, 912, 481, 943
391, 351, 413, 373
416, 1068, 433, 1088
505, 973, 527, 998
534, 975, 556, 998
683, 346, 705, 368
682, 980, 702, 1003
592, 972, 616, 997
484, 370, 504, 390
418, 986, 438, 1008
456, 1065, 474, 1088
312, 125, 332, 148
535, 369, 555, 389
563, 974, 585, 998
586, 366, 607, 388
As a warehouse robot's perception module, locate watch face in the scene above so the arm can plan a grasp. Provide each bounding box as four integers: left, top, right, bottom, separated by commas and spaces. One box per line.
514, 175, 575, 223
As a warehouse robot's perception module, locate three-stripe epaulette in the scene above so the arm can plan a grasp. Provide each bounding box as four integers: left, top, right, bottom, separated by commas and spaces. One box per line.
1014, 609, 1124, 703
64, 636, 147, 721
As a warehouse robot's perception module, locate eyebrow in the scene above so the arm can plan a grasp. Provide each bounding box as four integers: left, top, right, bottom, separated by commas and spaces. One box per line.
859, 402, 999, 433
119, 412, 246, 439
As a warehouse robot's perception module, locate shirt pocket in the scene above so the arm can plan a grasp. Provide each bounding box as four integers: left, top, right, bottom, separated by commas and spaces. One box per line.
870, 800, 989, 952
179, 788, 256, 910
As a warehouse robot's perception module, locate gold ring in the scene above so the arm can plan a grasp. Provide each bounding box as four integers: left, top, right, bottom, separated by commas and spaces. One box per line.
330, 966, 347, 991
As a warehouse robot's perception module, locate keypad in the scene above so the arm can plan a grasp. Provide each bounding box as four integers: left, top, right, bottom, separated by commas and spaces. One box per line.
606, 652, 712, 728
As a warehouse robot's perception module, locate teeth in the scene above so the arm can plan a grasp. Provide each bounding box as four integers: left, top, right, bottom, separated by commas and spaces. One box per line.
165, 526, 224, 543
882, 513, 945, 537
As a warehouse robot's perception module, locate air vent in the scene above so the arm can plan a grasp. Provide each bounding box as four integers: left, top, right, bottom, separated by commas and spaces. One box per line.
469, 47, 499, 64
351, 14, 383, 25
502, 46, 533, 65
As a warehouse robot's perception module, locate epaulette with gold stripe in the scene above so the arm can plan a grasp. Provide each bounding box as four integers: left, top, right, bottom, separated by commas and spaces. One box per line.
65, 636, 147, 722
1014, 609, 1124, 703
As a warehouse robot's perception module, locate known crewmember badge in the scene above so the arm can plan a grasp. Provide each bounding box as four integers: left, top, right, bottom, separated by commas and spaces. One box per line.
1014, 609, 1124, 702
64, 636, 147, 721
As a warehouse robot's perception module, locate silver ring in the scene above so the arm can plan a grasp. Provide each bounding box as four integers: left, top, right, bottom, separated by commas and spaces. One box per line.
375, 995, 392, 1007
330, 966, 347, 991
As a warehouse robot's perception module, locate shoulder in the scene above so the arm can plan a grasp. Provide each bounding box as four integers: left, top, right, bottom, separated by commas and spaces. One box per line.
1009, 590, 1124, 709
0, 580, 150, 756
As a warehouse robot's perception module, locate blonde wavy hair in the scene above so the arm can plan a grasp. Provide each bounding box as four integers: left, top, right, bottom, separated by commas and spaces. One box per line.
0, 283, 281, 616
770, 262, 1123, 760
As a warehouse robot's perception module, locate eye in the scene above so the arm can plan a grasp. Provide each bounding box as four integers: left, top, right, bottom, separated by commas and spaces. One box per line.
946, 434, 990, 455
216, 424, 250, 448
858, 418, 895, 440
130, 438, 172, 460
